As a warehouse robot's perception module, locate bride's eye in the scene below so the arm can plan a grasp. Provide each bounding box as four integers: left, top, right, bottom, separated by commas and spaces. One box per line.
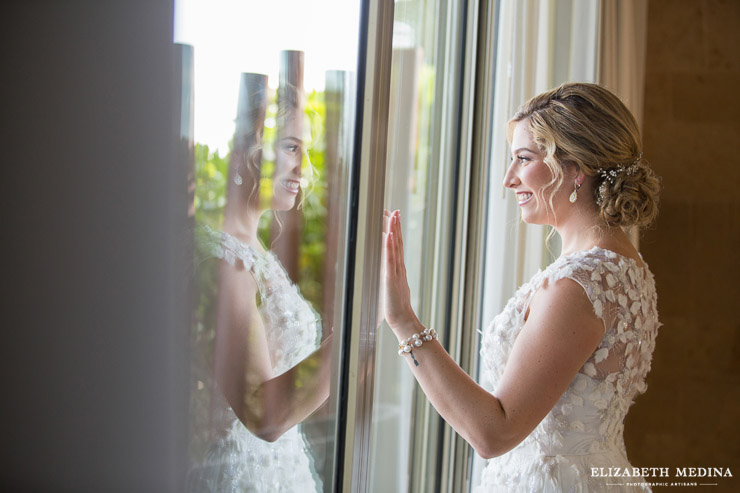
517, 155, 530, 165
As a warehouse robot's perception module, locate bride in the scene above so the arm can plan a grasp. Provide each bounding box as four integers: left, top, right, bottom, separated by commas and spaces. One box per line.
187, 73, 331, 492
382, 82, 661, 492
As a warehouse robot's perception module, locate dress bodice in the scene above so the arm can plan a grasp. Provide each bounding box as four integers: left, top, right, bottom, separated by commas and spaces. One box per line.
187, 226, 323, 493
477, 247, 659, 491
205, 227, 322, 376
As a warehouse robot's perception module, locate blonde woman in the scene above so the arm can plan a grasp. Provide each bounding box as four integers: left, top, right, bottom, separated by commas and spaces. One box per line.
383, 82, 661, 491
187, 71, 331, 493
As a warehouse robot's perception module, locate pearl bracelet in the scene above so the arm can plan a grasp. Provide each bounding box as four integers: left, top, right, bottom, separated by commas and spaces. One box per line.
398, 328, 438, 366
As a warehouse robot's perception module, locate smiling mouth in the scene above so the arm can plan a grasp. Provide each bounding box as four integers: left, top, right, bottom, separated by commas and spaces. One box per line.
281, 180, 300, 194
516, 192, 533, 205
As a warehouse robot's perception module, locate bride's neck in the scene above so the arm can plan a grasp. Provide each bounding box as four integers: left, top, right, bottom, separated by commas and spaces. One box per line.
556, 208, 630, 256
222, 203, 262, 242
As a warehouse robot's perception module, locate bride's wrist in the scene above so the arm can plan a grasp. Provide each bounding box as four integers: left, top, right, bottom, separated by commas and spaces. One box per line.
389, 317, 426, 342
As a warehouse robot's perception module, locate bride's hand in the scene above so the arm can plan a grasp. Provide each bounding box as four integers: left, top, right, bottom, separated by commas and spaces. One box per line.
382, 210, 422, 335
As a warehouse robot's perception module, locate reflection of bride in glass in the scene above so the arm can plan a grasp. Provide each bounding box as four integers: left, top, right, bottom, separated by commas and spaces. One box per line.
187, 69, 331, 492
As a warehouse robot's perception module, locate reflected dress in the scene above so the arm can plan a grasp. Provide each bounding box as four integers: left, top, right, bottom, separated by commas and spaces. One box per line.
187, 228, 323, 493
477, 247, 659, 492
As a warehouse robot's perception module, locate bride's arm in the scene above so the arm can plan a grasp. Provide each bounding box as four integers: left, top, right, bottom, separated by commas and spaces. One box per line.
382, 210, 604, 458
214, 259, 332, 442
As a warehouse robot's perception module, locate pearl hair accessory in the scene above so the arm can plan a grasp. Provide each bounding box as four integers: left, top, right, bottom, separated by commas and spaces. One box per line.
596, 152, 642, 205
398, 327, 438, 367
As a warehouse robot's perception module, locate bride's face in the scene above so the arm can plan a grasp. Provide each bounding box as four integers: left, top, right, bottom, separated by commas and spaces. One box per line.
504, 119, 570, 226
270, 109, 303, 212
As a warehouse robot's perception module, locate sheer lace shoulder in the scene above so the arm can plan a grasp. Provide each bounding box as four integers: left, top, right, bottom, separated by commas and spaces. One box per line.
195, 224, 321, 375
195, 225, 274, 300
196, 224, 259, 270
547, 247, 660, 386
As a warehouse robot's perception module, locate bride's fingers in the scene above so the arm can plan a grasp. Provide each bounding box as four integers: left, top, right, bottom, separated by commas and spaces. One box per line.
397, 221, 409, 280
386, 231, 397, 276
388, 230, 396, 276
393, 227, 403, 277
388, 210, 407, 279
393, 211, 406, 265
391, 213, 402, 266
390, 231, 400, 278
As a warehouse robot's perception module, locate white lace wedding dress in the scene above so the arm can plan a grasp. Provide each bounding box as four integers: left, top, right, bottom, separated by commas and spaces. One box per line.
477, 247, 659, 492
187, 227, 323, 493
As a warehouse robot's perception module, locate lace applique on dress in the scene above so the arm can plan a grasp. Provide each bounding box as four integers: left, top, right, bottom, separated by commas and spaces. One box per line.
187, 226, 322, 493
477, 247, 660, 492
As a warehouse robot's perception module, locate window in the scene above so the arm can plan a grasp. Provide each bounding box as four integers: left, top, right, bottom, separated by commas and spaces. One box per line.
175, 1, 362, 490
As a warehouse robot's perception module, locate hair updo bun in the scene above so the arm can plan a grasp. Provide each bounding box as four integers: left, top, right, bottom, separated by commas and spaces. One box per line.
509, 82, 661, 229
595, 157, 661, 228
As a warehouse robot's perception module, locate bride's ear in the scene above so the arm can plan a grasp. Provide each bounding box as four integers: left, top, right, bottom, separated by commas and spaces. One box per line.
563, 161, 584, 184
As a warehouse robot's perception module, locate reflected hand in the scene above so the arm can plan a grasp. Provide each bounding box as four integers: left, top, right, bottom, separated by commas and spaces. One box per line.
382, 209, 422, 337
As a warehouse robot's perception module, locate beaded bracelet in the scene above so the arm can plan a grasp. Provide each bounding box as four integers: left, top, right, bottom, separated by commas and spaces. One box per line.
398, 328, 438, 366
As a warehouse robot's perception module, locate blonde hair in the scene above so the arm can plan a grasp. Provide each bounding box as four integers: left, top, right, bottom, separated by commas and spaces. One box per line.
508, 82, 661, 228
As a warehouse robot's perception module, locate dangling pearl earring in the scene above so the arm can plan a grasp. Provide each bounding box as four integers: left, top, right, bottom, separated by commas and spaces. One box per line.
234, 161, 243, 186
569, 181, 581, 203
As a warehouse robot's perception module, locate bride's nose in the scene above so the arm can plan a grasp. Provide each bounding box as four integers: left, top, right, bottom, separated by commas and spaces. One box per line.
503, 161, 519, 189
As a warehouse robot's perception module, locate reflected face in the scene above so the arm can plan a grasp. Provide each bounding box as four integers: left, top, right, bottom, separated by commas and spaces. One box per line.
271, 110, 304, 212
271, 135, 303, 211
504, 119, 560, 225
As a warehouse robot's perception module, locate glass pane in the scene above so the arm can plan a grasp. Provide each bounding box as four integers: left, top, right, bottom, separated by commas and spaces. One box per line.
174, 1, 361, 491
369, 0, 466, 490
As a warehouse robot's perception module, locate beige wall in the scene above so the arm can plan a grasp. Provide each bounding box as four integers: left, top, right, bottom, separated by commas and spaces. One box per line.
624, 0, 740, 483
